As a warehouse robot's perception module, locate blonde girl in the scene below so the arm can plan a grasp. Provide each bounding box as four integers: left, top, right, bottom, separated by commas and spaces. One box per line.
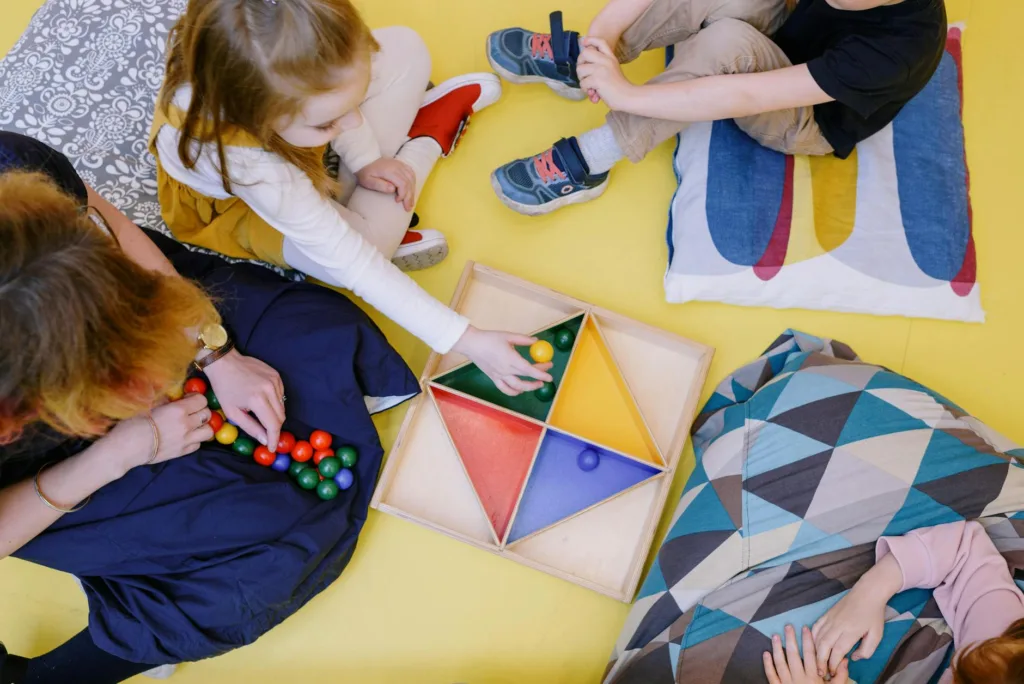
151, 0, 552, 402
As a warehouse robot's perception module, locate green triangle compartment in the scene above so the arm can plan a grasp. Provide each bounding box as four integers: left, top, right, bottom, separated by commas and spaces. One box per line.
433, 314, 585, 422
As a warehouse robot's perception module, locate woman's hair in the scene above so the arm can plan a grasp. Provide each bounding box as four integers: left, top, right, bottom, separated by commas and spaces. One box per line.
953, 617, 1024, 683
160, 0, 379, 196
0, 171, 219, 443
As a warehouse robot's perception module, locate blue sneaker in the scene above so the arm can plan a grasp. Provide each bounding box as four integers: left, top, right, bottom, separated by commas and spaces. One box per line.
487, 11, 585, 101
491, 137, 610, 215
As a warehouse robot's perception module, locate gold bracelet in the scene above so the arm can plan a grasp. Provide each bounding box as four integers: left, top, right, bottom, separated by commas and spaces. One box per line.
143, 412, 161, 464
34, 464, 90, 514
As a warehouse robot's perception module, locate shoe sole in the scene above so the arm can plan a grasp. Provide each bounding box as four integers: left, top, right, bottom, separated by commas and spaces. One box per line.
490, 173, 609, 216
392, 242, 449, 271
423, 73, 502, 111
487, 40, 586, 102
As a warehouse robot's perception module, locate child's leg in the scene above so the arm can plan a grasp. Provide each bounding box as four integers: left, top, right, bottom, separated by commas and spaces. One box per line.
606, 19, 832, 164
337, 26, 439, 259
361, 26, 434, 158
491, 19, 829, 216
613, 0, 790, 64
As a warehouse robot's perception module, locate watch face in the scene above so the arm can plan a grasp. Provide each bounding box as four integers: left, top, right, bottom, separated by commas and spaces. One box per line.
201, 323, 228, 349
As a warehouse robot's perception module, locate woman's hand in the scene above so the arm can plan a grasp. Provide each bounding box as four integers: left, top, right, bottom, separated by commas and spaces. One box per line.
356, 158, 417, 211
452, 326, 554, 396
108, 393, 214, 472
577, 37, 637, 109
764, 625, 849, 684
204, 350, 285, 448
812, 557, 897, 677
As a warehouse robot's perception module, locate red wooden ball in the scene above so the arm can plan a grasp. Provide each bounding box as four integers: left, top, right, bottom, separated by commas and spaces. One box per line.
253, 446, 276, 467
207, 412, 224, 433
276, 431, 297, 454
310, 430, 333, 451
291, 440, 314, 463
313, 448, 335, 466
183, 378, 208, 395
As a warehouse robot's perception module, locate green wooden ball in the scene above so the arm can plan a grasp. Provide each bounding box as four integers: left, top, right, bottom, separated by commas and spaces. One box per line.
288, 461, 308, 479
296, 468, 320, 491
337, 446, 358, 469
318, 457, 342, 479
536, 382, 556, 402
205, 389, 220, 410
316, 480, 340, 501
232, 436, 256, 457
553, 328, 576, 351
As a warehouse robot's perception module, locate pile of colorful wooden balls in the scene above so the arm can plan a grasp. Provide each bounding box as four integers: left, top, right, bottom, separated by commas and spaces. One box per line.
527, 326, 576, 402
180, 377, 357, 501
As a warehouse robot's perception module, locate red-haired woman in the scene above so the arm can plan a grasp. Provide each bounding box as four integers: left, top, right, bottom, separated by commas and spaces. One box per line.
0, 132, 418, 684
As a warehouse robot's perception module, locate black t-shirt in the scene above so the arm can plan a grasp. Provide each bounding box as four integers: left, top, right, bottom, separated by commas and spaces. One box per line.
772, 0, 947, 159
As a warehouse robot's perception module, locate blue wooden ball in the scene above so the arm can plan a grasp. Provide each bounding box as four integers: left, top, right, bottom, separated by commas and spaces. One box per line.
271, 453, 291, 472
335, 468, 355, 491
577, 448, 600, 472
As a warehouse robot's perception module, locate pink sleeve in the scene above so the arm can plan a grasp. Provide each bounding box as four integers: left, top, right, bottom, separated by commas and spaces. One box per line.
876, 521, 1024, 648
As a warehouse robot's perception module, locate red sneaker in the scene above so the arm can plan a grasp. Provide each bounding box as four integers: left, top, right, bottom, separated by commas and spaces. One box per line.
392, 228, 448, 271
408, 73, 502, 156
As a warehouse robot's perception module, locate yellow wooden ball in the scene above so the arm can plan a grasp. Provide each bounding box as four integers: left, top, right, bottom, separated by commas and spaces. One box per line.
529, 340, 555, 364
215, 423, 239, 445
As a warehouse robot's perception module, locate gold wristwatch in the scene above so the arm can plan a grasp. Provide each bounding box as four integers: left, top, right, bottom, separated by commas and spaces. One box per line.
194, 322, 234, 371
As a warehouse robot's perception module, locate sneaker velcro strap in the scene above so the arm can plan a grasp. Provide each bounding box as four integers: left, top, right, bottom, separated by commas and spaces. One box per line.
552, 137, 592, 185
549, 11, 580, 80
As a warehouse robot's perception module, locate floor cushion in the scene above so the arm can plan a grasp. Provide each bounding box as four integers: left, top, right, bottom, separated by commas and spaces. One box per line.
663, 27, 981, 323
605, 330, 1024, 683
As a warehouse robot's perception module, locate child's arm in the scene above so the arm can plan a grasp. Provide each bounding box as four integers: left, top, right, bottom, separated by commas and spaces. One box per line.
813, 521, 1024, 676
231, 158, 552, 393
622, 65, 832, 123
577, 38, 834, 121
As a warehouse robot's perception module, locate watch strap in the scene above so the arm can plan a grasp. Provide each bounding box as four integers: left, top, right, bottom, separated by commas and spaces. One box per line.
193, 338, 235, 372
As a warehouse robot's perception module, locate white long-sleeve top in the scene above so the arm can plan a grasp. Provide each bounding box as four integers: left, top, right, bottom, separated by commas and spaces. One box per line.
154, 87, 468, 353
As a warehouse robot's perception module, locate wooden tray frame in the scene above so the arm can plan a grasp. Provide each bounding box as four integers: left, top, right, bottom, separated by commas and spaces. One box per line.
371, 263, 713, 602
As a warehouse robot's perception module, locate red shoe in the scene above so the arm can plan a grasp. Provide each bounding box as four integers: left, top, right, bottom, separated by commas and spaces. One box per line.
392, 228, 449, 271
408, 73, 502, 156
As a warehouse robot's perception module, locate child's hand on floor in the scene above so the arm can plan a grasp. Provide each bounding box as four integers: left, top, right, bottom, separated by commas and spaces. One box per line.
452, 327, 554, 396
764, 625, 849, 684
356, 158, 417, 211
577, 37, 635, 110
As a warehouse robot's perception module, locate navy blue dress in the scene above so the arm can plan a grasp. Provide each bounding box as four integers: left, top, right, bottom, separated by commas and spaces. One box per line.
0, 133, 420, 665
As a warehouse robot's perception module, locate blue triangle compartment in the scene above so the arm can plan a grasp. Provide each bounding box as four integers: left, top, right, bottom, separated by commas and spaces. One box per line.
507, 431, 660, 544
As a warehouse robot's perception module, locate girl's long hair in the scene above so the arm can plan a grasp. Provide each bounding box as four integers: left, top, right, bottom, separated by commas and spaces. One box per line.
160, 0, 378, 196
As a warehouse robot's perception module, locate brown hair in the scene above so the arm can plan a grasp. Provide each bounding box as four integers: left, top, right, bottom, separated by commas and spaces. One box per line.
953, 618, 1024, 683
0, 171, 219, 443
160, 0, 379, 196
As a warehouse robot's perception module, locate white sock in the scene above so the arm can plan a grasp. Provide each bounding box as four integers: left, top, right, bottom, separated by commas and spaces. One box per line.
576, 125, 624, 175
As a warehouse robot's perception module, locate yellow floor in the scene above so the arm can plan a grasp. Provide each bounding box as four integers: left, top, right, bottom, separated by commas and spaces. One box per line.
1, 1, 1019, 682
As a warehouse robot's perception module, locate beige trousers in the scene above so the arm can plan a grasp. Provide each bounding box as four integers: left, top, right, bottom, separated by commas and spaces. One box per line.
606, 0, 833, 162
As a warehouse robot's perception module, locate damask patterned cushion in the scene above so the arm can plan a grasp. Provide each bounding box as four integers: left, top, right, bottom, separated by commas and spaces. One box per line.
0, 0, 299, 277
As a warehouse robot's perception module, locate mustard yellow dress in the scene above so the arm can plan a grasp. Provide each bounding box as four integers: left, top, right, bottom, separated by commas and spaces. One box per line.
148, 103, 293, 267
